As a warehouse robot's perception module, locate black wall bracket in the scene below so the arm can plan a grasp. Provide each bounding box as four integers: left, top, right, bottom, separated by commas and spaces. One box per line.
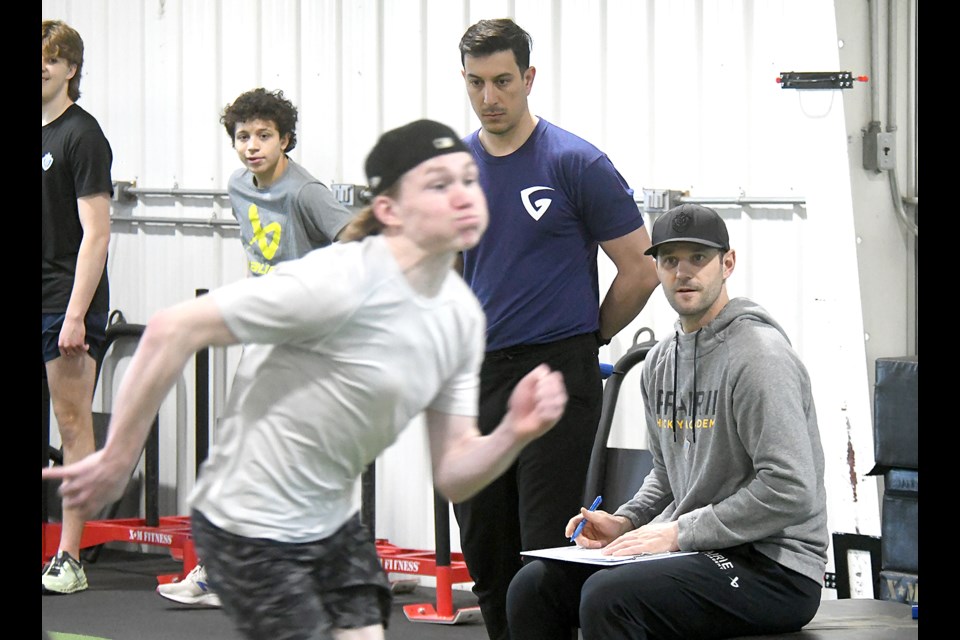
777, 71, 868, 90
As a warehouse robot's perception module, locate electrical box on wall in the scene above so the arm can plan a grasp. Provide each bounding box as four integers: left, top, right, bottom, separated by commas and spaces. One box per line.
331, 183, 359, 207
113, 180, 137, 203
331, 183, 373, 209
641, 189, 683, 213
863, 130, 896, 172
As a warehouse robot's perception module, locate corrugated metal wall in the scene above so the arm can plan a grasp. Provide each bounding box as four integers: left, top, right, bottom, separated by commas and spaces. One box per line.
42, 0, 890, 575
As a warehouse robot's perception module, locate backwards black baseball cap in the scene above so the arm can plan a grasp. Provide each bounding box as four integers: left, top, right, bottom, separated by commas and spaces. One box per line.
644, 203, 730, 256
365, 119, 469, 196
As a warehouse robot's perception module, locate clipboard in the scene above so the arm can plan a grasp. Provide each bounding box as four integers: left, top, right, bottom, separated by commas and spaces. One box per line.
521, 545, 697, 566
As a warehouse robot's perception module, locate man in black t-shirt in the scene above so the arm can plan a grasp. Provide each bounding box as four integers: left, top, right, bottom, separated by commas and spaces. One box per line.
41, 19, 114, 595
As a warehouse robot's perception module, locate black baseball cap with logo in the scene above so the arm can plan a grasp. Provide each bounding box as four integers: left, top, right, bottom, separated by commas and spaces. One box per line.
644, 204, 730, 257
365, 119, 469, 196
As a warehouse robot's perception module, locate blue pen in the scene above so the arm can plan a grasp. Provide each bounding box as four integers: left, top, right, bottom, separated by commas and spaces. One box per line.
570, 495, 602, 543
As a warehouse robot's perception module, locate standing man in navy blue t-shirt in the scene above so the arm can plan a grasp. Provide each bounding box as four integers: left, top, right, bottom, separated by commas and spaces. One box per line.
454, 17, 660, 640
42, 19, 114, 595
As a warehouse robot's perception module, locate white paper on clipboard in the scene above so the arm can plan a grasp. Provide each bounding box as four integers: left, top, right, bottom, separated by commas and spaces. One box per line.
521, 545, 697, 566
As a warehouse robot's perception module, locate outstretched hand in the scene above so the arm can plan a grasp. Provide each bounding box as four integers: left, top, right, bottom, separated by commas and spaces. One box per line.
41, 450, 131, 522
505, 364, 567, 443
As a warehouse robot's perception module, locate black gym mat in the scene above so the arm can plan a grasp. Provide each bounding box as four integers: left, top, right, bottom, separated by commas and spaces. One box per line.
41, 548, 918, 640
41, 547, 489, 640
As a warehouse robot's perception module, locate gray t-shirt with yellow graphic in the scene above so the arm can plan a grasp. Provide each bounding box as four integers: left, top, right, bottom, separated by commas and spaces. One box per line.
228, 158, 353, 276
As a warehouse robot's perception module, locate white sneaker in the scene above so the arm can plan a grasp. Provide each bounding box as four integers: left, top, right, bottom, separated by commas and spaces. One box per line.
41, 551, 89, 595
156, 562, 221, 607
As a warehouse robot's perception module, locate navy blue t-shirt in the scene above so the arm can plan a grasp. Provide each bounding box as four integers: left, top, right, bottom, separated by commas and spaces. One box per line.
462, 118, 643, 351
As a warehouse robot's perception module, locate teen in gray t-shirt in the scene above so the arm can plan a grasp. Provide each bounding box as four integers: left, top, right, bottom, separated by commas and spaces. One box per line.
221, 88, 353, 276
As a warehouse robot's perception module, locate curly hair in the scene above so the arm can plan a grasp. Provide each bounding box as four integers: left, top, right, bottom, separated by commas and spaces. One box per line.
220, 88, 298, 152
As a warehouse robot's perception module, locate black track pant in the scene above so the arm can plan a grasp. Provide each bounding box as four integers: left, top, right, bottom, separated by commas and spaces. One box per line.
454, 333, 603, 640
507, 543, 823, 640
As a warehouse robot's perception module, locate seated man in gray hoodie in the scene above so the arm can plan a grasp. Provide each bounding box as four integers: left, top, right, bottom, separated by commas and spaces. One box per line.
506, 203, 828, 640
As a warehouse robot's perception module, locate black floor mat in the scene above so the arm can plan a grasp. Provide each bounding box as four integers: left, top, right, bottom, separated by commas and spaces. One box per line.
42, 547, 489, 640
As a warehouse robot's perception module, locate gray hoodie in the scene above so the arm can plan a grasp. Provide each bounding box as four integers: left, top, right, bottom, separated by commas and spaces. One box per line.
614, 297, 828, 584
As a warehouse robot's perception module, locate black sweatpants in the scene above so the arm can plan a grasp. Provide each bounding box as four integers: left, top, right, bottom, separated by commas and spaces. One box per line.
453, 333, 603, 640
506, 543, 823, 640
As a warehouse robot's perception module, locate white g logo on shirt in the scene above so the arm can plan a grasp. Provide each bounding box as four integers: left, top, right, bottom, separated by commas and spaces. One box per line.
520, 186, 554, 221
